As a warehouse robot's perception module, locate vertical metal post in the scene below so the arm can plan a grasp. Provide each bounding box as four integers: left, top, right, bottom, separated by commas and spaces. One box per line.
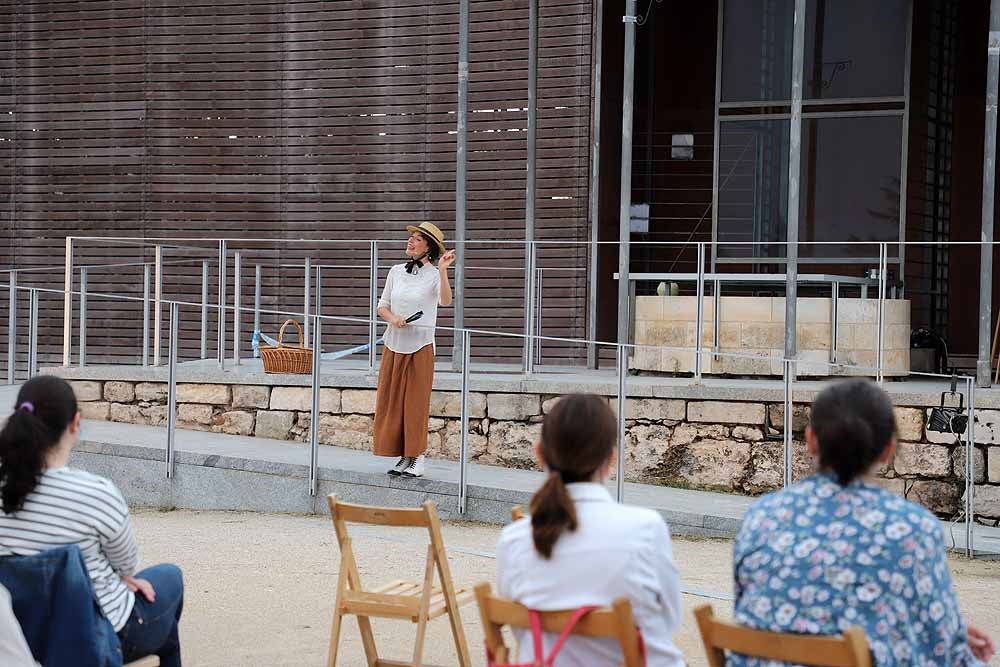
876, 243, 887, 383
7, 272, 15, 385
62, 237, 72, 367
233, 252, 241, 366
369, 242, 379, 372
695, 242, 706, 380
524, 241, 537, 374
142, 264, 150, 366
617, 0, 638, 368
314, 266, 323, 330
978, 6, 1000, 388
586, 0, 604, 370
78, 268, 87, 368
616, 344, 627, 503
200, 260, 209, 360
458, 329, 472, 514
166, 302, 179, 479
784, 0, 807, 377
535, 268, 543, 366
218, 241, 227, 370
966, 376, 976, 557
830, 281, 839, 364
309, 314, 322, 496
27, 289, 38, 379
254, 264, 262, 336
712, 279, 721, 358
525, 0, 538, 373
453, 0, 469, 372
303, 257, 311, 346
782, 359, 793, 487
153, 245, 163, 366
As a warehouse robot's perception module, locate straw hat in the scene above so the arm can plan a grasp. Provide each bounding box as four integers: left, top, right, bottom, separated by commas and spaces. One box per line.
405, 222, 446, 256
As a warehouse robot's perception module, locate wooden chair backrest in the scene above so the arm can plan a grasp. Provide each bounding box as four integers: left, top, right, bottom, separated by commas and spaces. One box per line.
694, 605, 871, 667
474, 583, 645, 667
326, 495, 454, 588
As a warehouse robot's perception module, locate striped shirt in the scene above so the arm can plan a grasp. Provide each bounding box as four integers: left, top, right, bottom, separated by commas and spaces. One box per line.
0, 467, 138, 631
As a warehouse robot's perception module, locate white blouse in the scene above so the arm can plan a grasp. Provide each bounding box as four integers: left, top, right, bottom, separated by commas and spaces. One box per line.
378, 262, 441, 355
496, 483, 685, 667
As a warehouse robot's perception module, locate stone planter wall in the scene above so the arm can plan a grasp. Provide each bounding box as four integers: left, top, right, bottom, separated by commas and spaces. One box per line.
67, 379, 1000, 521
632, 296, 910, 377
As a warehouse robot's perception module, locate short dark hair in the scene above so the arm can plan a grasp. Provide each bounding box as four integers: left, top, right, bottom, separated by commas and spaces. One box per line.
810, 378, 897, 486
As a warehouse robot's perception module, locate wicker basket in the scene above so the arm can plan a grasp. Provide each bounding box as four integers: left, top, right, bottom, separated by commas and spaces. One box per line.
259, 319, 313, 374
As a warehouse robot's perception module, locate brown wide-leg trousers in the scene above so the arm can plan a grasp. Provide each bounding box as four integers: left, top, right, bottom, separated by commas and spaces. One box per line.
373, 345, 435, 458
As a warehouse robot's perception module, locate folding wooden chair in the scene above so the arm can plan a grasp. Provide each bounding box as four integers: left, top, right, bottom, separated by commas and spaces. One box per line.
474, 582, 645, 667
326, 495, 475, 667
694, 604, 871, 667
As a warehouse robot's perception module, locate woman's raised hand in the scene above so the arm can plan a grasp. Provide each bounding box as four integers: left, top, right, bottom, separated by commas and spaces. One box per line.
439, 250, 457, 270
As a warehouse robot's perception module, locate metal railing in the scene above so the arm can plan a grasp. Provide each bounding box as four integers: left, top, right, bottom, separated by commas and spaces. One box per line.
0, 275, 990, 557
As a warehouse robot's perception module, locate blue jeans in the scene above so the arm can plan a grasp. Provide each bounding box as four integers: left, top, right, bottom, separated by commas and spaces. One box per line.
117, 564, 184, 667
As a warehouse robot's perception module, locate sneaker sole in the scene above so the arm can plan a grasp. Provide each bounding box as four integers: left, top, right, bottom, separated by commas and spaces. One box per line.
387, 470, 403, 476
401, 472, 424, 478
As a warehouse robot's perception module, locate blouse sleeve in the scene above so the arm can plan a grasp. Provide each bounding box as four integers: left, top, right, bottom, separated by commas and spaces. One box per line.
98, 482, 139, 577
378, 266, 395, 311
922, 523, 983, 666
627, 517, 682, 637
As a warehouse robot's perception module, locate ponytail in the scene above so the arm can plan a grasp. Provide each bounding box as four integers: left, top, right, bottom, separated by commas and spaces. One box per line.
529, 394, 616, 559
0, 375, 79, 513
530, 472, 578, 559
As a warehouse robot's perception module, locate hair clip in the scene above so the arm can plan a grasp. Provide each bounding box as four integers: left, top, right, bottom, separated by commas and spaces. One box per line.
18, 402, 35, 414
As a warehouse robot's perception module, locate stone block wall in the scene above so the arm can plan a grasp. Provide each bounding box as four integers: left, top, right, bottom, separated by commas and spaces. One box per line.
67, 380, 1000, 521
632, 296, 910, 377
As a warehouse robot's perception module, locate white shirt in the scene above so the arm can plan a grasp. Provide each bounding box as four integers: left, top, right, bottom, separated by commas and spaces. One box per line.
378, 262, 441, 354
496, 483, 685, 667
0, 467, 138, 631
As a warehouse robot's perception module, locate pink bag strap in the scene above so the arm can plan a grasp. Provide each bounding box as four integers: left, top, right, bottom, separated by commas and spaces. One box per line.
485, 605, 602, 667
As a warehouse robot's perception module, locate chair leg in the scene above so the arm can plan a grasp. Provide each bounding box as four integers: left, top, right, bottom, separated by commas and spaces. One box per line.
412, 612, 430, 667
356, 615, 380, 667
327, 609, 344, 667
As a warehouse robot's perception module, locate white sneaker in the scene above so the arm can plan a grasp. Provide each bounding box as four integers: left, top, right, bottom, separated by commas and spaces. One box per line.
401, 455, 425, 478
388, 457, 410, 476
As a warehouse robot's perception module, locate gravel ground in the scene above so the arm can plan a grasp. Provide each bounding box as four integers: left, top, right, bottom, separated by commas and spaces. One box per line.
132, 509, 1000, 667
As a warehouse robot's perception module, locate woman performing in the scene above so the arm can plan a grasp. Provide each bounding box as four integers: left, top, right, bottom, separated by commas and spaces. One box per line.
374, 222, 455, 478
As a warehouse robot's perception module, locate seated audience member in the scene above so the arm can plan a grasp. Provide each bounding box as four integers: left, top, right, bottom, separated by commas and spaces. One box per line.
732, 378, 995, 666
0, 376, 185, 667
496, 393, 684, 666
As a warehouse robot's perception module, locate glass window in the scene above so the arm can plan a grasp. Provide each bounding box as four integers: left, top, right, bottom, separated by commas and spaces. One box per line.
721, 0, 795, 103
799, 116, 903, 258
717, 120, 790, 259
804, 0, 908, 99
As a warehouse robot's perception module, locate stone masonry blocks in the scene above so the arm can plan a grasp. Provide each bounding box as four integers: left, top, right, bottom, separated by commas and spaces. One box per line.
269, 387, 340, 413
232, 385, 270, 409
69, 380, 102, 402
688, 401, 765, 425
177, 384, 231, 405
103, 381, 135, 403
341, 389, 378, 415
487, 394, 540, 421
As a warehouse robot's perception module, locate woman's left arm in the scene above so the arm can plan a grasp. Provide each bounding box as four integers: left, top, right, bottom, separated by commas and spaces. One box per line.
438, 250, 456, 306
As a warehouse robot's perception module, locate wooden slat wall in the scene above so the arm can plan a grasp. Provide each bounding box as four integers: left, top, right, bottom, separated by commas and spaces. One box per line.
0, 0, 593, 375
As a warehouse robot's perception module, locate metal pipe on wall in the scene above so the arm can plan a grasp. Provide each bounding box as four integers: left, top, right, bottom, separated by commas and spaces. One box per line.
303, 257, 311, 350
369, 242, 379, 372
783, 359, 793, 487
876, 243, 887, 383
586, 0, 604, 370
218, 241, 227, 370
28, 289, 38, 379
695, 243, 706, 380
453, 0, 470, 373
977, 5, 1000, 388
617, 0, 638, 372
966, 377, 976, 557
254, 264, 262, 336
524, 0, 538, 373
784, 0, 807, 379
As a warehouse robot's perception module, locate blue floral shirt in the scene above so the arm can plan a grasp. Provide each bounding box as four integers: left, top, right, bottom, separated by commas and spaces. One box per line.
730, 474, 982, 666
